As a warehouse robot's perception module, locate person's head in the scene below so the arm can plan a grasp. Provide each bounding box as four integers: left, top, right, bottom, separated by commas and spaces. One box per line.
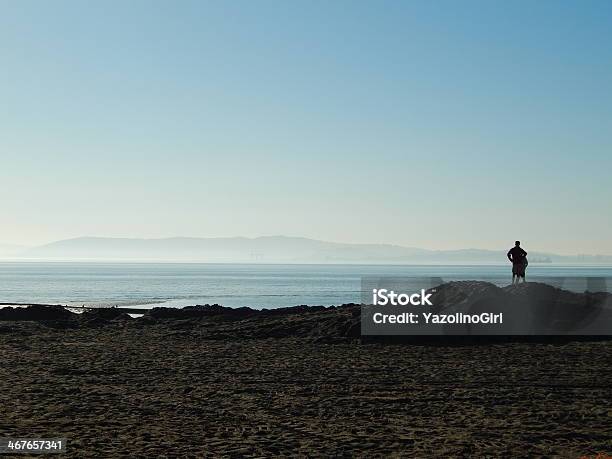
515, 240, 521, 247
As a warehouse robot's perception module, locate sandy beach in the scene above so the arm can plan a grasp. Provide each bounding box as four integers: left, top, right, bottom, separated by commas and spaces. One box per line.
1, 288, 611, 458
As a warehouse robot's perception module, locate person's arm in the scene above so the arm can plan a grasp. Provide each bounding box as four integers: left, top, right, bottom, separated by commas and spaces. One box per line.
507, 249, 513, 262
522, 248, 527, 256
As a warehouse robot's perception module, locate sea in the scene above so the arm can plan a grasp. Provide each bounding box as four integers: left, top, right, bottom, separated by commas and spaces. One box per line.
1, 262, 612, 309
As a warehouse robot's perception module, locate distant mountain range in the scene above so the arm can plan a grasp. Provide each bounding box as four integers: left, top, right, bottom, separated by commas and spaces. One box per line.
5, 236, 612, 264
0, 243, 27, 258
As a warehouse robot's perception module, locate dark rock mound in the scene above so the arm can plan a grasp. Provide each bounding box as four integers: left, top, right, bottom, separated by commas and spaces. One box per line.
258, 305, 328, 317
503, 282, 610, 333
196, 304, 361, 342
431, 280, 502, 304
147, 304, 257, 320
80, 307, 133, 321
0, 304, 76, 322
146, 304, 329, 321
428, 281, 507, 313
79, 307, 133, 327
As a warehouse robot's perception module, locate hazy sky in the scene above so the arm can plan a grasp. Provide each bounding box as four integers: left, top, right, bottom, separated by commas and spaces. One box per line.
1, 0, 611, 254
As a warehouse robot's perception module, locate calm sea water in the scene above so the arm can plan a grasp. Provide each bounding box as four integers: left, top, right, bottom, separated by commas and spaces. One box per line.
1, 262, 611, 309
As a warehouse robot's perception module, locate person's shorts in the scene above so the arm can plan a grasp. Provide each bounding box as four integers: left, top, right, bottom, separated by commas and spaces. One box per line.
512, 263, 527, 276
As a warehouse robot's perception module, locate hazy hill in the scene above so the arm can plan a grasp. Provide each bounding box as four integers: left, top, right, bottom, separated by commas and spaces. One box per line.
16, 236, 612, 264
0, 243, 28, 258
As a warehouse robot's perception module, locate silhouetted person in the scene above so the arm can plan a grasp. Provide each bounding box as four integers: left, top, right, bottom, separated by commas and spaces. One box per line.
507, 241, 528, 284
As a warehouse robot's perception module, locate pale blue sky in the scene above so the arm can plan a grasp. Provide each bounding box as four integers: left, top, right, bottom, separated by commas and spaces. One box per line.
1, 0, 611, 254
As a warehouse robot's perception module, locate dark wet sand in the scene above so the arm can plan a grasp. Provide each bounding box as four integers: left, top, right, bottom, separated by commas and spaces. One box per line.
1, 310, 611, 458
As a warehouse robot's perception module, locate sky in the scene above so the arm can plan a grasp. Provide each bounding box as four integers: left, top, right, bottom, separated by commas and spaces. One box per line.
1, 0, 611, 255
